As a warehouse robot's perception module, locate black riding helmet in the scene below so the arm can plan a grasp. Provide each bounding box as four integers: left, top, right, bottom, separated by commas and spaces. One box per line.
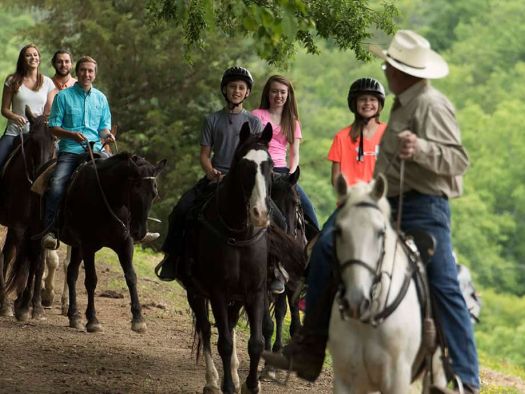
347, 77, 385, 114
220, 66, 254, 92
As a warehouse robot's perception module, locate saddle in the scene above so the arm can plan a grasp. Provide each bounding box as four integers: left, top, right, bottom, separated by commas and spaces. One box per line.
31, 152, 106, 197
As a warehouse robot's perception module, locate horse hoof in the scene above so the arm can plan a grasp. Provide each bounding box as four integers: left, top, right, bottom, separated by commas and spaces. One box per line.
203, 386, 221, 394
15, 308, 31, 322
241, 382, 260, 394
41, 289, 55, 307
32, 307, 47, 321
259, 365, 276, 381
86, 321, 103, 333
69, 318, 83, 330
0, 304, 13, 317
132, 320, 147, 333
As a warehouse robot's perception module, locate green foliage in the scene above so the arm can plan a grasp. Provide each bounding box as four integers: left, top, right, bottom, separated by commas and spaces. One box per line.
476, 289, 525, 369
146, 0, 398, 66
0, 9, 36, 132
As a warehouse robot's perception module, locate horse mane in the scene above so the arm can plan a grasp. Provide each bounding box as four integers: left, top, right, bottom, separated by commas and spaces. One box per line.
267, 224, 306, 284
93, 152, 133, 171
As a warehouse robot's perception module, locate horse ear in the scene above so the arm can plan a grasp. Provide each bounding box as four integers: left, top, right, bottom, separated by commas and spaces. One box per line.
239, 122, 251, 144
154, 159, 167, 175
289, 166, 300, 185
260, 123, 273, 145
371, 173, 388, 200
25, 105, 35, 124
335, 174, 348, 199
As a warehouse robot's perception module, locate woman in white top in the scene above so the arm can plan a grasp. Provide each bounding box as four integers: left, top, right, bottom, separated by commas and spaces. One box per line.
0, 43, 54, 168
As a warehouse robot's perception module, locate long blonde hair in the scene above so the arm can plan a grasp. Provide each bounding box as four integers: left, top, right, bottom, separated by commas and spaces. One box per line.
259, 75, 299, 144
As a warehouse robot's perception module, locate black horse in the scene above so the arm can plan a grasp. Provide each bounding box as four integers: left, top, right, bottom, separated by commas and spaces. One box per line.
0, 107, 56, 319
8, 151, 166, 331
179, 123, 274, 393
261, 168, 310, 378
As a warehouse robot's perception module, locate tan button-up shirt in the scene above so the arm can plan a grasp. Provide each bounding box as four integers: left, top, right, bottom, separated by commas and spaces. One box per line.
374, 80, 469, 198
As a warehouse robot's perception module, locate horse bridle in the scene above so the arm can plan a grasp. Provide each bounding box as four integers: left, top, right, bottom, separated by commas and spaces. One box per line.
334, 200, 415, 326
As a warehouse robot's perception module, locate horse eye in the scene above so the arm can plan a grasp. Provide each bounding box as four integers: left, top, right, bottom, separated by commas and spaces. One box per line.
334, 225, 342, 237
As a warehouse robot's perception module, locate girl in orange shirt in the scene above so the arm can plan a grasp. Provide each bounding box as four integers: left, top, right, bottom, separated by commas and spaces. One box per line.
327, 77, 387, 186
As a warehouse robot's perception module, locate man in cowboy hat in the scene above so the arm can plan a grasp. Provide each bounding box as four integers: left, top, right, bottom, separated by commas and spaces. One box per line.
370, 29, 480, 393
263, 30, 480, 393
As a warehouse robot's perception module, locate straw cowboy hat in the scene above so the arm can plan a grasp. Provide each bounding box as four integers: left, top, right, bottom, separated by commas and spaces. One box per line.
369, 30, 449, 79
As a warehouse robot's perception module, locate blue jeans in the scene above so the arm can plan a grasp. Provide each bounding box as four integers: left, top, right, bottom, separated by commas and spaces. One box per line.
389, 193, 479, 388
44, 152, 86, 230
304, 210, 337, 335
273, 167, 319, 229
0, 134, 18, 169
305, 194, 479, 388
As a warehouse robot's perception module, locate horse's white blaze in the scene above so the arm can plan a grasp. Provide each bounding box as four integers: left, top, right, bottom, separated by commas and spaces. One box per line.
243, 149, 270, 227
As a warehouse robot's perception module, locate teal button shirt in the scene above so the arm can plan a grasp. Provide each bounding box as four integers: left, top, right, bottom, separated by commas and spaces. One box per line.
48, 83, 111, 155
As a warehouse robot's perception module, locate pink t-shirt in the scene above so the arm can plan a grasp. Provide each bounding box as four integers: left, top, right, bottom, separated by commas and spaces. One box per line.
252, 108, 302, 168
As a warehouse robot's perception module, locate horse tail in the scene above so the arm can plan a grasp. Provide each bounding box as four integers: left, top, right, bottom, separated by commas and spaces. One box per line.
5, 241, 30, 295
190, 298, 210, 364
268, 224, 307, 283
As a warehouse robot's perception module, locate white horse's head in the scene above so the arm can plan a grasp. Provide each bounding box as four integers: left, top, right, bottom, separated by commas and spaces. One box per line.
334, 173, 392, 322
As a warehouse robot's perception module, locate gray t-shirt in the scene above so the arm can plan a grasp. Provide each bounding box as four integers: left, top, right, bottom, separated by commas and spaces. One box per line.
200, 108, 263, 173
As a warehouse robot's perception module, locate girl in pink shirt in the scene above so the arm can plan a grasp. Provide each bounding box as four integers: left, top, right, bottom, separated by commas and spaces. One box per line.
253, 75, 319, 229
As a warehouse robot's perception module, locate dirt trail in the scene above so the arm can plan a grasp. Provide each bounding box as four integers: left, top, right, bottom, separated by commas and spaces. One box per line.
1, 244, 524, 393
0, 248, 331, 394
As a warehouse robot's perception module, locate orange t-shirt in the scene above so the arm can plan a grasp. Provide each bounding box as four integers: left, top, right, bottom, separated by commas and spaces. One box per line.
327, 122, 387, 185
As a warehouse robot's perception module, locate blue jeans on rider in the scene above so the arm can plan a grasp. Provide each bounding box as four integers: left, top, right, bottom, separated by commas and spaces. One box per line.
388, 192, 479, 389
0, 134, 18, 170
44, 152, 87, 230
304, 210, 337, 335
273, 167, 320, 230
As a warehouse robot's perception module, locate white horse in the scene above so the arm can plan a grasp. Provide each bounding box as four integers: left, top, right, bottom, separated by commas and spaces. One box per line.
328, 174, 447, 394
41, 247, 70, 315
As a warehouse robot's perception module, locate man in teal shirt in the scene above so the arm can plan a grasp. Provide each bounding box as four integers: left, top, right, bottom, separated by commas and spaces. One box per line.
42, 56, 114, 249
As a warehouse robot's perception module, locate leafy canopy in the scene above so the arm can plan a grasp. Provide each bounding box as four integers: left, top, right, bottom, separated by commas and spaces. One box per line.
146, 0, 398, 65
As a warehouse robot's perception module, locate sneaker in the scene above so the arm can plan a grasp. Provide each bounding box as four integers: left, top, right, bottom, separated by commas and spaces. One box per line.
137, 232, 160, 244
42, 233, 58, 250
270, 278, 285, 295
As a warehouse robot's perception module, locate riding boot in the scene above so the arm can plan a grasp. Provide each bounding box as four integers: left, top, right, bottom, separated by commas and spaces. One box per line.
262, 282, 335, 382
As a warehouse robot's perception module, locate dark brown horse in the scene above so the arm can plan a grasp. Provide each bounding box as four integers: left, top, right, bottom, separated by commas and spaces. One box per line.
262, 168, 310, 379
0, 107, 56, 319
179, 123, 273, 393
7, 152, 166, 331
